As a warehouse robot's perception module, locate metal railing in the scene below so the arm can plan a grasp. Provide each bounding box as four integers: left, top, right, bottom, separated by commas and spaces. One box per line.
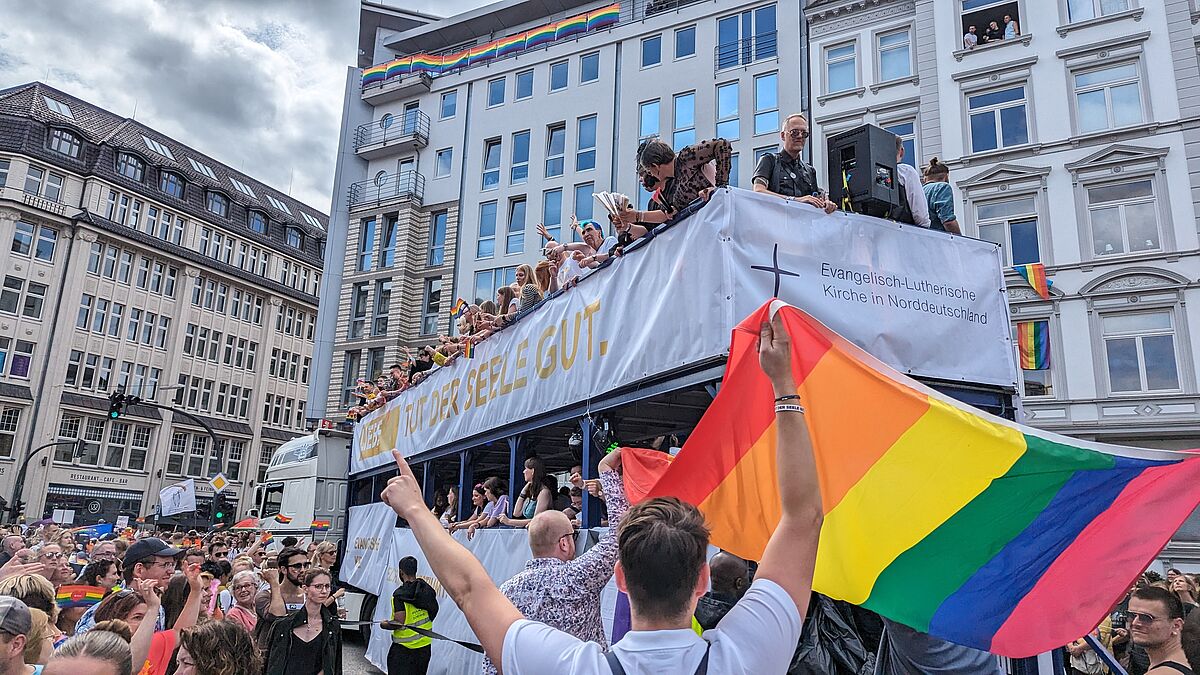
354, 110, 430, 151
348, 170, 426, 210
22, 191, 66, 216
713, 31, 778, 74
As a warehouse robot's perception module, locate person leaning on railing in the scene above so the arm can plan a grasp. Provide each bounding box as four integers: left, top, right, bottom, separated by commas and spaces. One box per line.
614, 137, 733, 230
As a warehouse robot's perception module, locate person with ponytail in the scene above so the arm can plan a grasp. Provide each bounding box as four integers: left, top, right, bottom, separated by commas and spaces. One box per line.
921, 158, 961, 234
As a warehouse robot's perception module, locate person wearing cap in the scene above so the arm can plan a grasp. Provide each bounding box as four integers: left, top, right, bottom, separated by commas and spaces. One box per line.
73, 537, 180, 635
0, 595, 41, 674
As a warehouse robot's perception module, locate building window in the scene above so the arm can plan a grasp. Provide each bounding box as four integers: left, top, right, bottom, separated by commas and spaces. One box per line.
421, 278, 442, 336
342, 350, 362, 406
379, 215, 397, 268
440, 90, 457, 119
1074, 63, 1143, 133
0, 159, 8, 187
716, 82, 740, 141
1088, 179, 1159, 256
206, 191, 228, 217
48, 128, 81, 158
473, 267, 517, 305
574, 182, 595, 222
543, 188, 563, 242
550, 61, 569, 92
977, 196, 1039, 265
160, 171, 185, 199
639, 100, 659, 140
477, 201, 497, 258
825, 42, 857, 94
286, 227, 303, 249
435, 148, 452, 178
116, 153, 144, 182
1103, 311, 1180, 393
754, 73, 778, 136
516, 70, 534, 100
581, 53, 600, 83
968, 85, 1029, 152
43, 172, 64, 203
1067, 0, 1130, 22
642, 35, 661, 68
43, 96, 73, 118
248, 210, 269, 235
0, 407, 18, 458
23, 166, 44, 195
883, 121, 917, 167
487, 77, 505, 107
258, 444, 277, 483
673, 92, 695, 150
959, 1, 1022, 41
429, 211, 447, 266
1, 339, 33, 379
358, 217, 376, 270
546, 124, 566, 178
349, 283, 368, 339
873, 29, 910, 83
373, 279, 392, 336
507, 197, 527, 255
11, 222, 56, 262
576, 116, 597, 171
675, 26, 696, 59
512, 131, 530, 184
482, 138, 502, 190
730, 153, 739, 188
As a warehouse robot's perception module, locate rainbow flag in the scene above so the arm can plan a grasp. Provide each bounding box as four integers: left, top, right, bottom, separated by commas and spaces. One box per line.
496, 32, 527, 57
555, 13, 588, 40
56, 585, 107, 609
467, 41, 497, 65
587, 3, 621, 31
524, 23, 556, 48
442, 50, 468, 71
311, 519, 331, 531
450, 298, 468, 319
385, 57, 411, 79
410, 54, 441, 74
274, 514, 293, 525
362, 63, 388, 86
1016, 320, 1050, 370
462, 341, 474, 359
622, 300, 1200, 658
1013, 263, 1052, 300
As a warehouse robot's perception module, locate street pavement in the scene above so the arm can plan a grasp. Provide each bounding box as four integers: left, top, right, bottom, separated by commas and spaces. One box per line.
344, 634, 384, 674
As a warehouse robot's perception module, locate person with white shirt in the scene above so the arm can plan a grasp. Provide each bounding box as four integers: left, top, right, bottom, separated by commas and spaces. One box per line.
895, 137, 930, 228
380, 311, 823, 675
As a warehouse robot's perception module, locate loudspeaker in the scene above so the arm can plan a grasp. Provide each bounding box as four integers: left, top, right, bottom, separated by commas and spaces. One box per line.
827, 124, 902, 219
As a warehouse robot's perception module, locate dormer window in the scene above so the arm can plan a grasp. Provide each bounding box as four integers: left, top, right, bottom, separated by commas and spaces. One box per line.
160, 171, 185, 199
116, 153, 145, 182
47, 129, 81, 158
206, 191, 229, 217
286, 227, 303, 249
248, 210, 268, 234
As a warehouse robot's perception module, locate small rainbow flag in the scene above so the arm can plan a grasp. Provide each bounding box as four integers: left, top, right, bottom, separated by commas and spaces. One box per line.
468, 41, 498, 65
462, 341, 475, 359
442, 50, 468, 71
555, 14, 588, 40
587, 3, 621, 30
1017, 320, 1050, 371
1013, 263, 1052, 300
311, 519, 332, 531
450, 298, 468, 319
496, 31, 527, 57
525, 23, 557, 48
362, 63, 388, 86
56, 585, 106, 609
261, 532, 274, 542
385, 57, 411, 79
274, 514, 293, 524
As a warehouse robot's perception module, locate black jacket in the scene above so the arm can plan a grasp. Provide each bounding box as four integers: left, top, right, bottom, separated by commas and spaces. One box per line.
264, 603, 342, 675
393, 578, 439, 622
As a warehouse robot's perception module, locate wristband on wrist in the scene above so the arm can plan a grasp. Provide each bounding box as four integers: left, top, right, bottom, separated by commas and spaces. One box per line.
775, 403, 805, 414
774, 394, 801, 402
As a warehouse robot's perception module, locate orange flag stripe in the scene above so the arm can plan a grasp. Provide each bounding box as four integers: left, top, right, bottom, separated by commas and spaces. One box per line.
697, 421, 781, 563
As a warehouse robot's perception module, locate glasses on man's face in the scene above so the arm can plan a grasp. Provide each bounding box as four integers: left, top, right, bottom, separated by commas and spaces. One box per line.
786, 129, 811, 140
1128, 611, 1162, 626
146, 559, 177, 570
286, 562, 311, 570
39, 552, 63, 561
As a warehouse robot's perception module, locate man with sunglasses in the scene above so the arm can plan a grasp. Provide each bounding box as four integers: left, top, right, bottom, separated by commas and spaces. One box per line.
75, 536, 181, 635
253, 547, 309, 649
753, 114, 837, 214
1129, 586, 1194, 674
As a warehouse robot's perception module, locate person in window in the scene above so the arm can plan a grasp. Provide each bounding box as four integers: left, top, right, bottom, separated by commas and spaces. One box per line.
895, 136, 930, 228
921, 158, 961, 234
499, 457, 557, 529
614, 137, 732, 228
1003, 14, 1018, 39
751, 114, 837, 214
985, 20, 1003, 42
448, 485, 487, 533
466, 477, 508, 539
963, 25, 978, 50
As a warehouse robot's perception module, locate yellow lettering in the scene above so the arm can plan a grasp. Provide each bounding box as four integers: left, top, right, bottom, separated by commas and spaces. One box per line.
488, 356, 503, 400
513, 339, 529, 390
429, 390, 442, 425
582, 299, 601, 361
463, 367, 475, 411
439, 382, 452, 422
475, 366, 489, 408
449, 378, 461, 416
560, 313, 581, 371
404, 403, 415, 434
417, 396, 428, 430
499, 352, 513, 396
536, 324, 557, 379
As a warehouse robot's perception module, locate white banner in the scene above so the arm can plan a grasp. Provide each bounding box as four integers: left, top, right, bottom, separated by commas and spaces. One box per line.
339, 503, 397, 596
353, 188, 1016, 472
158, 479, 196, 517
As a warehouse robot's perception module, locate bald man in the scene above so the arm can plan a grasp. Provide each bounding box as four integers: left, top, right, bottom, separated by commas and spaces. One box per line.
480, 450, 629, 675
695, 551, 749, 630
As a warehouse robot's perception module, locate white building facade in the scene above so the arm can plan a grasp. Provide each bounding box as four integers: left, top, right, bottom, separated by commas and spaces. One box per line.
805, 0, 1200, 556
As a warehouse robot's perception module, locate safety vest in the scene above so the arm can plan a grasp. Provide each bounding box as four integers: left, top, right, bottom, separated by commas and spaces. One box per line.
392, 598, 432, 649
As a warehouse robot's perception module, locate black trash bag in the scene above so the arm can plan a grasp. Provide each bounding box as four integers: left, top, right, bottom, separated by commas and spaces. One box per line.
789, 593, 873, 675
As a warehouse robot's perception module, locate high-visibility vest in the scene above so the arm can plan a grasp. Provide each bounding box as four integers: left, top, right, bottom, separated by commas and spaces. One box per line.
392, 598, 432, 649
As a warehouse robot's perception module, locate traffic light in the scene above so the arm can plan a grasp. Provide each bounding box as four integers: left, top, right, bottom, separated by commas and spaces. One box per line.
108, 393, 126, 420
210, 493, 234, 528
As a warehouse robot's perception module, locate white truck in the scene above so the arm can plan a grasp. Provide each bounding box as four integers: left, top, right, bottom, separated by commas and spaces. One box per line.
254, 428, 352, 549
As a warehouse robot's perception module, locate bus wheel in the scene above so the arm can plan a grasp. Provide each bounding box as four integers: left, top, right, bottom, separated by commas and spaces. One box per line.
360, 594, 378, 644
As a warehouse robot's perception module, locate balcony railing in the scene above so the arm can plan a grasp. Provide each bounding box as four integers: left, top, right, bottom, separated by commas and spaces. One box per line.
355, 110, 430, 156
714, 31, 778, 74
22, 191, 66, 216
348, 170, 425, 211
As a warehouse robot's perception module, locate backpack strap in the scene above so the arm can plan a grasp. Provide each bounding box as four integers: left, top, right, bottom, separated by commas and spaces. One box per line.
604, 650, 627, 675
694, 644, 711, 675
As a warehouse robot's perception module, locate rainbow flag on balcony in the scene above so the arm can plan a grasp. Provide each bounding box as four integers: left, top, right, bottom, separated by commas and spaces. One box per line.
1016, 320, 1050, 371
362, 63, 389, 86
497, 31, 527, 57
587, 3, 621, 30
555, 14, 588, 39
468, 41, 497, 65
410, 54, 441, 74
385, 58, 411, 79
525, 23, 557, 48
442, 50, 468, 71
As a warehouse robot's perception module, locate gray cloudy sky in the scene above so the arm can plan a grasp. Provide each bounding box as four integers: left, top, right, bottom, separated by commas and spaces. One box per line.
0, 0, 485, 213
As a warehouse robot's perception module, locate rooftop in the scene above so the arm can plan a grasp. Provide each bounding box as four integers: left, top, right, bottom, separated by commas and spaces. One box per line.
383, 0, 597, 55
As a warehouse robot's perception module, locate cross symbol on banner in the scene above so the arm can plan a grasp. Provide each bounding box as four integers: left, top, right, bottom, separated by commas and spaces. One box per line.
750, 243, 800, 297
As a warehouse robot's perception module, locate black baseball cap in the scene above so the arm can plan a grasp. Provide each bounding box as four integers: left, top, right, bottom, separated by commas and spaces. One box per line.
124, 537, 182, 566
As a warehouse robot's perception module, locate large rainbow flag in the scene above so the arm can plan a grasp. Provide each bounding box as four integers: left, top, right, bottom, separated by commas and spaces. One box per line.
623, 300, 1200, 658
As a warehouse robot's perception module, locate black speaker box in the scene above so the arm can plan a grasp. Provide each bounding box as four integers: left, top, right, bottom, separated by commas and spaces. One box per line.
827, 124, 902, 218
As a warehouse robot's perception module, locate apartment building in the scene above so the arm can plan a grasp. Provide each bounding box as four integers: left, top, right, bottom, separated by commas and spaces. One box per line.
804, 0, 1200, 557
311, 0, 804, 420
0, 83, 327, 527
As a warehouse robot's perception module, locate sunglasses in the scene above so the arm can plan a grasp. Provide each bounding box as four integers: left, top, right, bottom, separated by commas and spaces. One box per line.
285, 562, 311, 570
786, 129, 811, 139
1128, 611, 1162, 625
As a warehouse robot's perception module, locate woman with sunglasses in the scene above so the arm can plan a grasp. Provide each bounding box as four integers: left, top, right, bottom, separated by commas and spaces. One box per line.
263, 568, 342, 675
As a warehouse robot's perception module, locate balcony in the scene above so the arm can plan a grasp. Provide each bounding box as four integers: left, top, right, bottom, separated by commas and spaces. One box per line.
355, 110, 430, 160
714, 31, 778, 74
348, 170, 425, 212
21, 191, 66, 216
362, 71, 432, 106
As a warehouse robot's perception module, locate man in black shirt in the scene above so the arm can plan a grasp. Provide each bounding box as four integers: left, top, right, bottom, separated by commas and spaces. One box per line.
752, 113, 837, 214
383, 556, 440, 675
695, 551, 748, 630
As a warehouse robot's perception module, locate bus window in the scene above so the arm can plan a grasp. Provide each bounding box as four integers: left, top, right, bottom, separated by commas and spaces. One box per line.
260, 484, 284, 518
349, 477, 374, 507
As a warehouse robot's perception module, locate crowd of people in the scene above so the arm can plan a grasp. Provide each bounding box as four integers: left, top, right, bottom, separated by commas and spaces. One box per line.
963, 14, 1020, 50
0, 523, 346, 674
343, 111, 963, 423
